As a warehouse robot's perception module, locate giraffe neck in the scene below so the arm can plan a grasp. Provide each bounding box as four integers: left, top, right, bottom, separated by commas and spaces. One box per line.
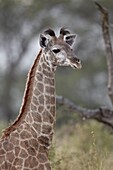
25, 50, 56, 148
2, 49, 56, 146
0, 49, 56, 169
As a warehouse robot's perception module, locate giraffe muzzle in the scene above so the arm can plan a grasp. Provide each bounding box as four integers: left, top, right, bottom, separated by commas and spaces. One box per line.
70, 57, 82, 69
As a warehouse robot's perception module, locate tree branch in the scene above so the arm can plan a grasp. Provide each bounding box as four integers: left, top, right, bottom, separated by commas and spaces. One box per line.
56, 95, 113, 129
95, 2, 113, 104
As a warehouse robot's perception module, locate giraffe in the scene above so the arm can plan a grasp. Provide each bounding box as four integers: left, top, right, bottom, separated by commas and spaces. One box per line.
0, 28, 82, 170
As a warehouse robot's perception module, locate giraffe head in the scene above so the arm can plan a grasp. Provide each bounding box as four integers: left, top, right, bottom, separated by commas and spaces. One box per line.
39, 27, 82, 69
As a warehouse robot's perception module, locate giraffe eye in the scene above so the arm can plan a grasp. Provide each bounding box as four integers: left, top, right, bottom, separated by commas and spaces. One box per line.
52, 49, 60, 54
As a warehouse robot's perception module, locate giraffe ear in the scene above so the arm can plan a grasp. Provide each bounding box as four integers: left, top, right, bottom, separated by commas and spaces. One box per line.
39, 34, 49, 48
64, 34, 77, 46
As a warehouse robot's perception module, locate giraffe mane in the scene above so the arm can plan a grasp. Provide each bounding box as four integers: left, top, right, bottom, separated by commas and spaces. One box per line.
2, 49, 42, 138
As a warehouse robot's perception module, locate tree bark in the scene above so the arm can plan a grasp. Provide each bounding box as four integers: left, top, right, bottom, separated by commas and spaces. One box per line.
95, 2, 113, 104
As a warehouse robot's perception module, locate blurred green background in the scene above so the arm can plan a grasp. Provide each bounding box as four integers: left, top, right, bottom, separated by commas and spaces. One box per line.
0, 0, 113, 169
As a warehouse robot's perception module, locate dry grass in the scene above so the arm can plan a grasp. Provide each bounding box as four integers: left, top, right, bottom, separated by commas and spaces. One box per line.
50, 121, 113, 170
0, 121, 7, 136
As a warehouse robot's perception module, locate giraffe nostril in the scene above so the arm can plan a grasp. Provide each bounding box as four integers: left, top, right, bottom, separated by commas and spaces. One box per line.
75, 58, 80, 63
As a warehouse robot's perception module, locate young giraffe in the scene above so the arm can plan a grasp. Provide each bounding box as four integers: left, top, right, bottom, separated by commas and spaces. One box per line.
0, 28, 81, 170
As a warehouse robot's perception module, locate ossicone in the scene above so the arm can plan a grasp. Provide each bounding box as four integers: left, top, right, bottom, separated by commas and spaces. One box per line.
59, 27, 70, 37
44, 28, 56, 37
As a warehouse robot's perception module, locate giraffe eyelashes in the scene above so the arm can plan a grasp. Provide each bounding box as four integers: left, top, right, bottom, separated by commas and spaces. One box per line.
52, 49, 60, 54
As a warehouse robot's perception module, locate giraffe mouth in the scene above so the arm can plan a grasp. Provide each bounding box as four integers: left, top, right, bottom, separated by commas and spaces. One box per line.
69, 58, 82, 69
70, 61, 82, 69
